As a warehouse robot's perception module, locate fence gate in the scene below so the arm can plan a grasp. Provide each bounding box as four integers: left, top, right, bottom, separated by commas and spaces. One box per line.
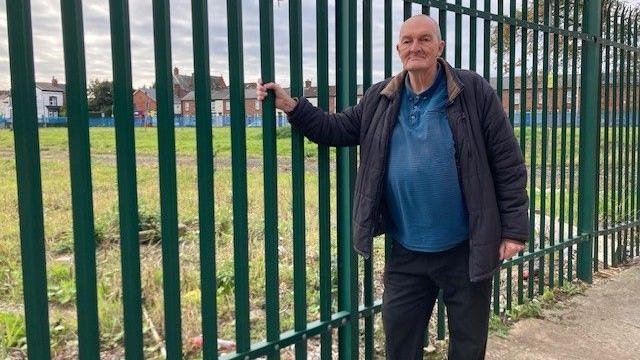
3, 0, 639, 359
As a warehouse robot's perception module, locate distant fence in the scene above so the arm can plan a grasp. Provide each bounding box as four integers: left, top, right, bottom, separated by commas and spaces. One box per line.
4, 112, 640, 129
0, 115, 289, 128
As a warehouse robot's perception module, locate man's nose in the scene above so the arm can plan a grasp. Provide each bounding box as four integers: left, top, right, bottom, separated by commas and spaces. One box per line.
409, 39, 421, 52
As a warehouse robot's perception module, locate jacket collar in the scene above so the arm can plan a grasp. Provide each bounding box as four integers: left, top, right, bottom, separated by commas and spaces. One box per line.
380, 57, 464, 104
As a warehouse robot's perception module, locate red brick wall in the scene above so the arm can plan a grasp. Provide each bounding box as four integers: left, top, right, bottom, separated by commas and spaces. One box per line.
133, 91, 156, 116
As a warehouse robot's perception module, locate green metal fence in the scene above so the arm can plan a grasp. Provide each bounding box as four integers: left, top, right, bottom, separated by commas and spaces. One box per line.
4, 0, 639, 358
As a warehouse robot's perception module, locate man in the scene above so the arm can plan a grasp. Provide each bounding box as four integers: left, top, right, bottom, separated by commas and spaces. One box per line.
257, 14, 528, 360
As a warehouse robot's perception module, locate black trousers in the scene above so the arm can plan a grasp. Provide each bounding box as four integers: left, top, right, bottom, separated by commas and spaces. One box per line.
383, 240, 492, 360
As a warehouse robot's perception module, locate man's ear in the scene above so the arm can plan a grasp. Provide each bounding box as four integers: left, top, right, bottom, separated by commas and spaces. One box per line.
438, 41, 446, 57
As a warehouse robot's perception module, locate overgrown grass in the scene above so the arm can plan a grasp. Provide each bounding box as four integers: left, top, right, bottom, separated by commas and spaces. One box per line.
0, 127, 323, 158
0, 128, 390, 357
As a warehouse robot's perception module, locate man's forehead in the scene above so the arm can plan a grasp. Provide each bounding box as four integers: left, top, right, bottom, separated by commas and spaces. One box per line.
399, 15, 439, 37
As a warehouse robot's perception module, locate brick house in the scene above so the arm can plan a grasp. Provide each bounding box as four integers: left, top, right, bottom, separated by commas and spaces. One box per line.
133, 87, 181, 117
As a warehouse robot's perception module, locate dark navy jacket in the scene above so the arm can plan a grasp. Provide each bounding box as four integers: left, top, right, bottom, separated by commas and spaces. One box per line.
287, 58, 529, 282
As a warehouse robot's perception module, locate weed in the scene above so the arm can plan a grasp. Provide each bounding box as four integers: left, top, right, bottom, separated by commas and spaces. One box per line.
0, 311, 26, 351
47, 263, 76, 306
488, 314, 511, 338
507, 299, 543, 321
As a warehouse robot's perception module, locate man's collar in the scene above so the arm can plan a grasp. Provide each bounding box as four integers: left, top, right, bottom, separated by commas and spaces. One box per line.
404, 63, 443, 98
381, 57, 464, 104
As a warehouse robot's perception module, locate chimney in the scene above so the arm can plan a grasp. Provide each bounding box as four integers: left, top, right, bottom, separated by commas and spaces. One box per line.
174, 67, 179, 76
52, 77, 58, 86
305, 79, 312, 89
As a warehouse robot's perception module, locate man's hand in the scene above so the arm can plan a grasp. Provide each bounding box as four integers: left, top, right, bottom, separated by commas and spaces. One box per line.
498, 239, 525, 260
256, 79, 298, 113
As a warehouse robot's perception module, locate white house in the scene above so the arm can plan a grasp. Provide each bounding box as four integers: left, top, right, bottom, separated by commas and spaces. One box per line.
0, 93, 11, 118
36, 78, 65, 118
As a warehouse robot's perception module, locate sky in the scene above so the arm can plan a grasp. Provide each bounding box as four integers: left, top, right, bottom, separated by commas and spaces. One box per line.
0, 0, 638, 91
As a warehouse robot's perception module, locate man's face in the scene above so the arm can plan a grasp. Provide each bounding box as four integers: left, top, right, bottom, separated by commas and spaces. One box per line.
396, 17, 445, 72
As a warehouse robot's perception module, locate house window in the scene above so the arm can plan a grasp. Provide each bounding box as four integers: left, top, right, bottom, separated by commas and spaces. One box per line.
514, 92, 521, 106
255, 100, 260, 110
49, 96, 57, 106
185, 103, 190, 111
567, 90, 572, 103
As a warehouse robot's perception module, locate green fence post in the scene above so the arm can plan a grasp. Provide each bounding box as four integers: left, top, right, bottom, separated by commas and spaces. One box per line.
577, 0, 601, 284
60, 1, 100, 358
6, 1, 52, 358
152, 1, 183, 358
108, 0, 145, 357
191, 0, 218, 357
336, 0, 358, 358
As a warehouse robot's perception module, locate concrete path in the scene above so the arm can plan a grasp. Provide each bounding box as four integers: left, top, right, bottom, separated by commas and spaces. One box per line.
486, 259, 640, 360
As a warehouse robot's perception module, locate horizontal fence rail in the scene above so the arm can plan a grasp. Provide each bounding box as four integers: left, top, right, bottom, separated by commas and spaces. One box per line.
2, 0, 639, 359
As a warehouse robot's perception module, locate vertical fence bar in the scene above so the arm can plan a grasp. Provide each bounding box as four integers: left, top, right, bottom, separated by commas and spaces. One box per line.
620, 8, 628, 263
436, 290, 445, 340
6, 1, 52, 358
510, 0, 517, 131
593, 7, 602, 272
567, 0, 580, 280
545, 0, 556, 290
483, 0, 490, 81
577, 0, 600, 283
152, 1, 183, 356
363, 0, 374, 358
602, 3, 612, 269
259, 0, 280, 358
316, 0, 332, 358
623, 12, 631, 262
616, 8, 625, 268
404, 0, 412, 19
455, 0, 462, 67
518, 0, 535, 304
336, 0, 359, 358
507, 0, 516, 310
191, 0, 217, 357
385, 0, 392, 79
632, 13, 639, 259
60, 1, 100, 358
422, 3, 430, 15
523, 0, 536, 301
439, 0, 447, 47
558, 0, 575, 286
384, 0, 393, 261
226, 0, 251, 352
531, 0, 544, 297
516, 0, 525, 305
108, 0, 144, 357
289, 0, 307, 357
611, 6, 619, 268
469, 0, 476, 71
492, 0, 504, 314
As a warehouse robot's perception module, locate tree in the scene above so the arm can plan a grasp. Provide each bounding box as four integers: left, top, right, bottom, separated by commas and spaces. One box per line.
490, 0, 585, 74
87, 79, 113, 116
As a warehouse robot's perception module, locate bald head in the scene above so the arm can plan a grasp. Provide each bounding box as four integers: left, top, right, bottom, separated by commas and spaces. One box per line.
399, 14, 442, 41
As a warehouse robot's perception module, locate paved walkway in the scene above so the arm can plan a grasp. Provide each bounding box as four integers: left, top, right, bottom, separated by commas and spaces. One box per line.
486, 258, 640, 360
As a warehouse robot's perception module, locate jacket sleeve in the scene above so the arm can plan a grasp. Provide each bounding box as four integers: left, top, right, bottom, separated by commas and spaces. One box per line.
481, 81, 530, 244
286, 96, 362, 147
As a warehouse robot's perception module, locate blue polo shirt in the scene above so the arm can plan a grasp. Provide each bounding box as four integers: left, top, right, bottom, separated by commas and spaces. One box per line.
384, 66, 469, 252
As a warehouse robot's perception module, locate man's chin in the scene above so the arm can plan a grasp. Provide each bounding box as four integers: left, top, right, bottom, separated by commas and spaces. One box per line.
404, 65, 429, 72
